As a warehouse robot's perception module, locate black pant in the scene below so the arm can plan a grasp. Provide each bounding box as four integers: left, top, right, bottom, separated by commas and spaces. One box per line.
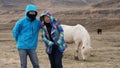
48, 45, 63, 68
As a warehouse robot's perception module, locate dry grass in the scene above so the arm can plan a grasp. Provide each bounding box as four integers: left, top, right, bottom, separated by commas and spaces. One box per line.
0, 30, 120, 68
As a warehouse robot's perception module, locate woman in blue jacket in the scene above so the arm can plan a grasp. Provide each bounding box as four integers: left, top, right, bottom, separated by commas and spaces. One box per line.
12, 4, 40, 68
40, 11, 67, 68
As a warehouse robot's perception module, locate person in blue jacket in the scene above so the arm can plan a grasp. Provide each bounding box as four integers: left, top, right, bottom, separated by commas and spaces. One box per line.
12, 4, 40, 68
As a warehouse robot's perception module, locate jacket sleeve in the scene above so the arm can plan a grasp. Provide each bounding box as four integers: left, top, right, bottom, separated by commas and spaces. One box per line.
12, 20, 22, 42
56, 22, 64, 45
56, 22, 67, 52
41, 29, 54, 47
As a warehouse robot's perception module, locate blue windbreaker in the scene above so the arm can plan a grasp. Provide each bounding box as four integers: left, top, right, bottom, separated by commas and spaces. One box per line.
12, 4, 41, 50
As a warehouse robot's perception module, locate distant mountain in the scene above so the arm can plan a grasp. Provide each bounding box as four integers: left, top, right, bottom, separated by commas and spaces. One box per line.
0, 0, 120, 32
51, 0, 87, 6
85, 0, 108, 3
0, 0, 34, 9
0, 0, 110, 9
50, 0, 109, 6
92, 0, 120, 8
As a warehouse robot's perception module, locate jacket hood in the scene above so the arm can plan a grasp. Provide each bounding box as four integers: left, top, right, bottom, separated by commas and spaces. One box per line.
40, 11, 55, 23
25, 4, 37, 16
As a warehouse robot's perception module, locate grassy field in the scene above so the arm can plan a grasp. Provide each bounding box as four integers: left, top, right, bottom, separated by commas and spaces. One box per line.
0, 30, 120, 68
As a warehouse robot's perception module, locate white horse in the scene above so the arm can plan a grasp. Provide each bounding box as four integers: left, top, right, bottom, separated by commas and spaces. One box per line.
61, 24, 92, 61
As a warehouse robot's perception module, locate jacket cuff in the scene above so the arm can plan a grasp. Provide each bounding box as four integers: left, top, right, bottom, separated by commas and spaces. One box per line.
48, 41, 54, 46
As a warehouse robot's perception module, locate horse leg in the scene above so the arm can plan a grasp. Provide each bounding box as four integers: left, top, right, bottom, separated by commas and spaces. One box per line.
74, 41, 81, 60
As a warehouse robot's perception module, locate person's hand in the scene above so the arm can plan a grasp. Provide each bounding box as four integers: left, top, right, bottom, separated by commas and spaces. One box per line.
48, 41, 54, 47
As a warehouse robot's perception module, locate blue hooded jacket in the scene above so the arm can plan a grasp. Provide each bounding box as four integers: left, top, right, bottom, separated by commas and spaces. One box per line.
12, 4, 41, 50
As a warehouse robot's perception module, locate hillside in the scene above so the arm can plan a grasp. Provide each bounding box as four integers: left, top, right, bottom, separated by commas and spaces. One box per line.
92, 0, 120, 8
0, 0, 109, 9
0, 0, 120, 32
50, 0, 109, 6
53, 8, 120, 32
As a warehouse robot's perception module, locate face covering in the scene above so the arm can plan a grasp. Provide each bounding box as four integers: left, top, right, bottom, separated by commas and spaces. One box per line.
27, 12, 37, 22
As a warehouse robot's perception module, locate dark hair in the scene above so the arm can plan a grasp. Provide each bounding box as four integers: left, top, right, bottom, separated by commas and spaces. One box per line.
40, 15, 45, 22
